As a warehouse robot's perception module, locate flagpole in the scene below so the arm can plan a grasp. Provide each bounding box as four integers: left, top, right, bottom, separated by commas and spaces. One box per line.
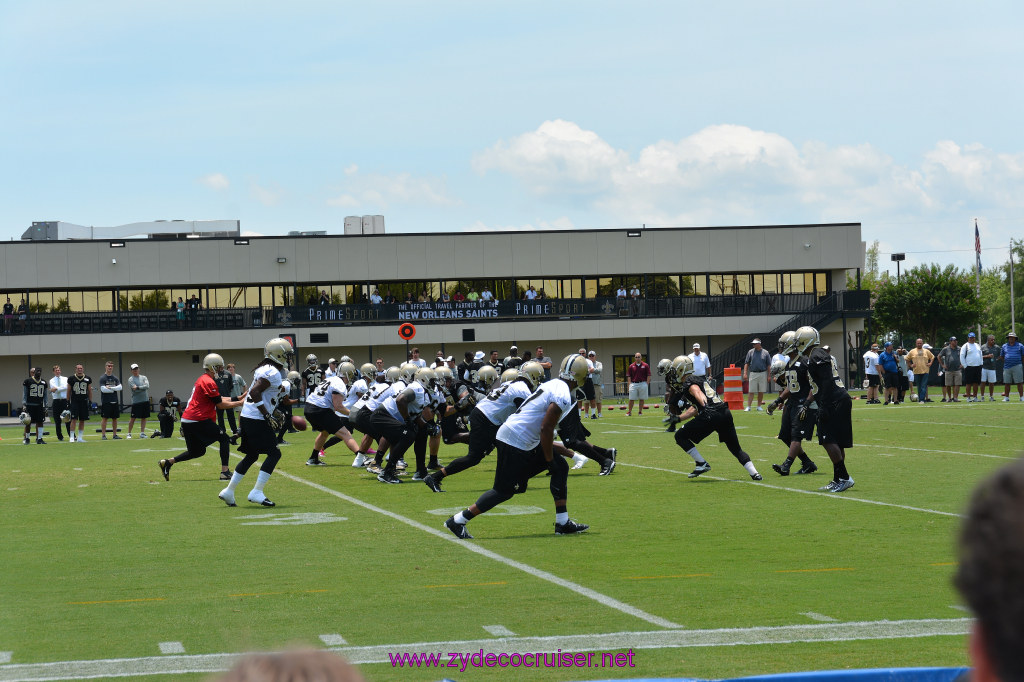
1011, 240, 1017, 335
975, 219, 982, 341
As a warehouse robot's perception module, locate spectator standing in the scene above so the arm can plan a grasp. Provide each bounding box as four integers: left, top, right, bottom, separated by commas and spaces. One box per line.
626, 352, 650, 416
981, 334, 1003, 401
629, 284, 642, 315
906, 338, 935, 403
689, 343, 711, 382
466, 288, 479, 302
743, 338, 771, 411
961, 332, 984, 402
896, 347, 909, 403
523, 285, 538, 300
49, 364, 69, 442
125, 363, 151, 438
862, 343, 881, 404
578, 348, 595, 418
503, 345, 523, 372
175, 297, 185, 329
588, 350, 604, 418
876, 342, 900, 405
383, 290, 396, 304
17, 298, 28, 333
369, 289, 382, 310
409, 347, 427, 369
535, 346, 552, 380
939, 337, 963, 402
97, 361, 123, 439
1002, 331, 1023, 401
3, 297, 14, 334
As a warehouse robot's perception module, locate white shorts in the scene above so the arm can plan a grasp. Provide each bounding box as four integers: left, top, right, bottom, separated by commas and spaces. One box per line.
982, 368, 997, 384
748, 371, 768, 393
628, 382, 649, 400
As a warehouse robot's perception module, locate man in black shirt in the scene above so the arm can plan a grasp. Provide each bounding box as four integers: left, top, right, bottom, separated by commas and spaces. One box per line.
803, 327, 855, 492
22, 367, 48, 445
2, 297, 13, 334
767, 329, 818, 477
215, 366, 239, 441
668, 355, 762, 481
67, 364, 93, 442
154, 390, 181, 438
97, 361, 123, 440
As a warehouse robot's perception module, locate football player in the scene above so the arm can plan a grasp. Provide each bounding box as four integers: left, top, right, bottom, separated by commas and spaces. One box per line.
443, 354, 591, 539
303, 362, 363, 466
371, 367, 435, 484
668, 355, 763, 481
158, 354, 247, 482
301, 354, 323, 401
22, 367, 48, 445
67, 364, 93, 442
767, 329, 819, 477
802, 327, 855, 492
219, 337, 293, 508
350, 366, 403, 472
275, 371, 302, 444
154, 390, 181, 438
555, 389, 617, 474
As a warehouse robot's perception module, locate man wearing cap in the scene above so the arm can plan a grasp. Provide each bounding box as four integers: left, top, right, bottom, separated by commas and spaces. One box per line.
981, 335, 1003, 401
154, 389, 181, 438
324, 358, 339, 379
125, 363, 151, 438
503, 345, 523, 372
1002, 331, 1023, 401
877, 342, 900, 405
743, 338, 771, 411
960, 332, 984, 402
689, 343, 711, 382
906, 338, 935, 403
939, 337, 963, 402
863, 343, 881, 404
588, 350, 604, 418
626, 352, 650, 416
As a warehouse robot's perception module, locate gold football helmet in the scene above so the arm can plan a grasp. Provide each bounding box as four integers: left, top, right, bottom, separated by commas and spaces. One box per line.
500, 368, 520, 384
558, 354, 589, 386
434, 366, 454, 387
399, 362, 419, 384
795, 326, 820, 354
477, 365, 499, 390
656, 358, 672, 376
778, 330, 797, 355
518, 361, 545, 391
306, 353, 318, 367
264, 338, 294, 367
339, 355, 352, 364
286, 370, 301, 384
203, 353, 225, 374
360, 363, 377, 381
671, 354, 694, 380
414, 367, 437, 391
385, 366, 402, 383
337, 362, 358, 384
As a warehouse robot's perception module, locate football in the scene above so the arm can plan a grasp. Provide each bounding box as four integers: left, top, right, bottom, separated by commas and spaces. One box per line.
291, 415, 308, 431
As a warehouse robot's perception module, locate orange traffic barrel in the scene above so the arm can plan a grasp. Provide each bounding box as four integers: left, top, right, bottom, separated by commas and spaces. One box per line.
723, 364, 744, 411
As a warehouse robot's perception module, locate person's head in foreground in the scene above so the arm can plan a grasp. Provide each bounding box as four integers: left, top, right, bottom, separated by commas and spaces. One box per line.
955, 457, 1024, 682
217, 649, 365, 682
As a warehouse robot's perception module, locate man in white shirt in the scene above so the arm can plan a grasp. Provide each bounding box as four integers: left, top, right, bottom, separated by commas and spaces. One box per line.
479, 287, 494, 302
444, 354, 591, 539
689, 343, 711, 381
863, 343, 881, 404
960, 331, 984, 402
49, 364, 69, 442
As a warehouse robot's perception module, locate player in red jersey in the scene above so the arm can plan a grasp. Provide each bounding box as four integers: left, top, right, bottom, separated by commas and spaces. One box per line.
158, 354, 247, 482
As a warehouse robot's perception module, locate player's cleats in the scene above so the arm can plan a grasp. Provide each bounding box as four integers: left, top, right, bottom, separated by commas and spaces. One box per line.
352, 453, 366, 468
365, 463, 384, 475
571, 453, 587, 470
395, 458, 408, 470
427, 459, 443, 470
411, 470, 428, 481
796, 461, 818, 475
445, 516, 472, 539
377, 471, 402, 484
688, 462, 711, 478
830, 478, 855, 493
554, 519, 590, 535
750, 472, 763, 481
112, 435, 121, 440
140, 432, 147, 438
772, 461, 791, 476
305, 458, 325, 466
219, 471, 232, 481
125, 433, 132, 439
247, 492, 275, 507
423, 474, 444, 493
218, 489, 236, 507
36, 438, 46, 445
158, 459, 172, 480
599, 448, 617, 476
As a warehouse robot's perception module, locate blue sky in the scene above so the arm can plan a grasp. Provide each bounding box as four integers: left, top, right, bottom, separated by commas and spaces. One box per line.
2, 1, 1022, 275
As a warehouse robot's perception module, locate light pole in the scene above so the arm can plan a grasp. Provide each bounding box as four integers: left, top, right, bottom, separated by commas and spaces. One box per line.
891, 253, 906, 282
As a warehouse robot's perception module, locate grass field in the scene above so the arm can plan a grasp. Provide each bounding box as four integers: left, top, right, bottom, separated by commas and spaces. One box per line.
2, 396, 1019, 682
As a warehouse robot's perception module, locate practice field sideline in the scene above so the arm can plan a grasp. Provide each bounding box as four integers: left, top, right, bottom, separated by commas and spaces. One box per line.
3, 401, 1017, 681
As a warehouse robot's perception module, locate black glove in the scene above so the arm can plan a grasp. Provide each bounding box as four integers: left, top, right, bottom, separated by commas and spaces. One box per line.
426, 422, 440, 436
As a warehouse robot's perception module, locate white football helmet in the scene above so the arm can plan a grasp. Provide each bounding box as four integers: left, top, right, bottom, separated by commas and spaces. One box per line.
287, 370, 301, 384
337, 362, 358, 384
339, 355, 352, 364
203, 353, 225, 374
265, 338, 294, 367
399, 362, 419, 384
656, 358, 672, 376
518, 361, 545, 391
769, 357, 788, 383
360, 363, 377, 381
795, 326, 820, 354
19, 411, 32, 426
671, 354, 694, 380
385, 366, 402, 383
500, 368, 520, 384
558, 354, 589, 386
477, 365, 499, 390
306, 353, 318, 367
779, 331, 797, 355
434, 366, 454, 388
414, 367, 437, 391
60, 409, 72, 423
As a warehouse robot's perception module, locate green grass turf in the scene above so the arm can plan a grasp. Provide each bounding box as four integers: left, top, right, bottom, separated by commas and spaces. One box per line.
2, 396, 1018, 681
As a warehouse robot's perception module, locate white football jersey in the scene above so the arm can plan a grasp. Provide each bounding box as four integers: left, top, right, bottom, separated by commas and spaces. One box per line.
306, 376, 348, 410
383, 382, 428, 421
496, 379, 574, 451
477, 379, 534, 426
241, 364, 283, 419
343, 378, 369, 410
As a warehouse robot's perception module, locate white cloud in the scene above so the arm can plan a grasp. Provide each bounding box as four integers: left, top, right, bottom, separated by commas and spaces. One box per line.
326, 170, 459, 210
199, 173, 230, 191
250, 180, 283, 207
473, 120, 1024, 231
465, 217, 576, 233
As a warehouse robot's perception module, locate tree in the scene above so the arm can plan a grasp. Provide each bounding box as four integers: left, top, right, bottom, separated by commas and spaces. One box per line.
118, 289, 170, 311
873, 263, 983, 345
980, 239, 1024, 336
846, 240, 882, 294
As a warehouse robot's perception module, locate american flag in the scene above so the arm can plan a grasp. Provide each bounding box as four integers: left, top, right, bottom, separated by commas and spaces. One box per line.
975, 220, 982, 274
